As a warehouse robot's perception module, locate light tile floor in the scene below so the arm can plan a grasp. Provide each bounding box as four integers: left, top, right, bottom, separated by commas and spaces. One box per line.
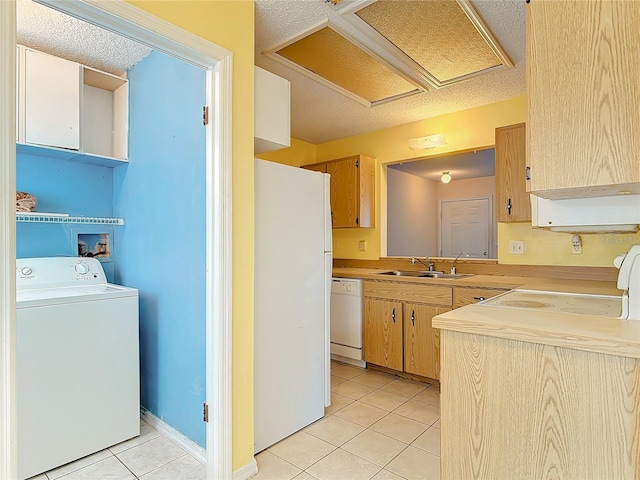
254, 361, 441, 480
28, 419, 205, 480
28, 362, 439, 480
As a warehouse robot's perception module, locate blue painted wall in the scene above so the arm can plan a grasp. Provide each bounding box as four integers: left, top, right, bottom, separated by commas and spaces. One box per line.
114, 51, 206, 447
16, 152, 116, 280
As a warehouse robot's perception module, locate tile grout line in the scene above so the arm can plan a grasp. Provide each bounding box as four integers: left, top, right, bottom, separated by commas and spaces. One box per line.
326, 363, 440, 479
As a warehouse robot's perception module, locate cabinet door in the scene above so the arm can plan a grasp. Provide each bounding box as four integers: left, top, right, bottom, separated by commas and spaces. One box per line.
25, 49, 80, 150
327, 157, 359, 228
527, 1, 640, 198
364, 298, 403, 371
495, 123, 529, 222
404, 303, 448, 380
302, 163, 327, 173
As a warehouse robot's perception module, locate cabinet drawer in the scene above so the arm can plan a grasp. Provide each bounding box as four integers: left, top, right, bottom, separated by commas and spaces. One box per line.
364, 281, 452, 306
453, 287, 507, 309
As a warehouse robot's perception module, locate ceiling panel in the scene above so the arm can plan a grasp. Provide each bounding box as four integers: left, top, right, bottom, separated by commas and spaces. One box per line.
275, 26, 420, 104
356, 0, 504, 82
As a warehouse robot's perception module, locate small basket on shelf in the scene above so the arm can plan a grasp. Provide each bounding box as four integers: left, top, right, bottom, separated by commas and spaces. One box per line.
16, 192, 37, 213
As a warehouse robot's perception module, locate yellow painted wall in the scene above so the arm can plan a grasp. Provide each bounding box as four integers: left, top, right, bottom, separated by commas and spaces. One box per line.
256, 138, 317, 167
499, 223, 640, 267
317, 96, 526, 259
127, 0, 255, 470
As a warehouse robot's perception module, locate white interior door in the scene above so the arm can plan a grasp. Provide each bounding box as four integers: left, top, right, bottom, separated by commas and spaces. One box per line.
440, 198, 490, 258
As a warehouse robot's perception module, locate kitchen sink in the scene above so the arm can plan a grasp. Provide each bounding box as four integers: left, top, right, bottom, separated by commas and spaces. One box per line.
380, 270, 474, 279
380, 270, 436, 277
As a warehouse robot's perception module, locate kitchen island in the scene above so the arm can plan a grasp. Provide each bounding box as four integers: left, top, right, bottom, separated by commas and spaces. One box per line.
433, 286, 640, 480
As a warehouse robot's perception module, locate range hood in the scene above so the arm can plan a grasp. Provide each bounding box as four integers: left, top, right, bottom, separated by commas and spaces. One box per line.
530, 194, 640, 233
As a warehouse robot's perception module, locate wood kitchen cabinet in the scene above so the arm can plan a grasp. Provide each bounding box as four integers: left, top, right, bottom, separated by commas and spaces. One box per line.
495, 123, 529, 222
363, 280, 452, 380
364, 297, 403, 371
526, 1, 640, 199
303, 163, 326, 173
302, 154, 375, 228
404, 303, 448, 380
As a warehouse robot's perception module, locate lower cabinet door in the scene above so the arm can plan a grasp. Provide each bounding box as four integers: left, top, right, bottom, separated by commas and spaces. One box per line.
364, 297, 403, 371
404, 303, 450, 380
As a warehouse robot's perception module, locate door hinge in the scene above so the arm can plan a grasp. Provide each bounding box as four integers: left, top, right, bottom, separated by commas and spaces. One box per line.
202, 106, 209, 126
203, 402, 209, 423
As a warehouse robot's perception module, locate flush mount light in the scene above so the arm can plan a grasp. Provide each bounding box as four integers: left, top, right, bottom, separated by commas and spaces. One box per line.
408, 134, 447, 150
441, 171, 452, 184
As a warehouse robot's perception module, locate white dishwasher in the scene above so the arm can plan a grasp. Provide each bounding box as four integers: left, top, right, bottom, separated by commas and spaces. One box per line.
330, 277, 364, 367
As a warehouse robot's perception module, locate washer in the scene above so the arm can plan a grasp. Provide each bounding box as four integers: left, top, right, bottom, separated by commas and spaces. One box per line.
16, 257, 139, 480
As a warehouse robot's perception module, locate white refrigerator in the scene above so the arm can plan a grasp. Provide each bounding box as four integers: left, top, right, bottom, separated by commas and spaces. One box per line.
254, 159, 332, 454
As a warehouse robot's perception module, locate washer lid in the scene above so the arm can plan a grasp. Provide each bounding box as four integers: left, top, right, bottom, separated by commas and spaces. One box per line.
17, 283, 137, 307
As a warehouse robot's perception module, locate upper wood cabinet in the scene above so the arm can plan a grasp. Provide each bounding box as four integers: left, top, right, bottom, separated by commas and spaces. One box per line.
495, 123, 530, 222
526, 1, 640, 199
303, 163, 326, 174
303, 154, 375, 228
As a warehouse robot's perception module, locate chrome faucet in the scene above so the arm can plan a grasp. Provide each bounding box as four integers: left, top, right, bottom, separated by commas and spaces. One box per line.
411, 257, 434, 271
450, 252, 467, 274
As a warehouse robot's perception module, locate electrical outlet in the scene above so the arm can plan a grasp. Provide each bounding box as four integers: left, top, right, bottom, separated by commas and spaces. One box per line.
571, 235, 582, 254
509, 240, 525, 255
358, 240, 367, 251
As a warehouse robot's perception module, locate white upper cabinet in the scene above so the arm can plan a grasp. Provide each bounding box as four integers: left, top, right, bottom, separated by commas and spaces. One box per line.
81, 67, 128, 160
254, 66, 290, 154
18, 46, 129, 165
25, 49, 80, 150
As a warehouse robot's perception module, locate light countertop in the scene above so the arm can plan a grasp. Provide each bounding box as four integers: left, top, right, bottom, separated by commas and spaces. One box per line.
334, 266, 635, 357
332, 267, 620, 293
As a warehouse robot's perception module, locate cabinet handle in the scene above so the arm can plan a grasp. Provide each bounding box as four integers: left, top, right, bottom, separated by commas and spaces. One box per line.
392, 307, 396, 323
525, 166, 531, 180
473, 296, 486, 301
356, 217, 359, 225
507, 198, 512, 215
411, 309, 415, 326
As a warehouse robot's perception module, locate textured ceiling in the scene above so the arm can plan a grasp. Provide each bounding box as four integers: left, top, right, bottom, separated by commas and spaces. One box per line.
388, 148, 495, 182
17, 0, 152, 77
255, 0, 526, 144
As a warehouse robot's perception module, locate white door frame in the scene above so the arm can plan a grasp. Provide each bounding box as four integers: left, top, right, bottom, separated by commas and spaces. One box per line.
0, 2, 233, 479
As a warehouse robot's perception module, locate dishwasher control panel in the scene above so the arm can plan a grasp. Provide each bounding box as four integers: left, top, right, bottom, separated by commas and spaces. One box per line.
332, 277, 362, 295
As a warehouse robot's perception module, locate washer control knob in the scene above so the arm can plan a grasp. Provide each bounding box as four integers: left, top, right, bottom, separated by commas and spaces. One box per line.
75, 263, 90, 275
20, 267, 32, 276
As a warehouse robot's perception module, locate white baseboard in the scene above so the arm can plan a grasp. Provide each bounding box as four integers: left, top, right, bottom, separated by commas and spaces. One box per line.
233, 458, 258, 480
140, 407, 206, 464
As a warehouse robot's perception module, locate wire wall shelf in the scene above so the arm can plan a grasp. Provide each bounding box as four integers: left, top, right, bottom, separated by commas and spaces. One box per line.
16, 213, 124, 225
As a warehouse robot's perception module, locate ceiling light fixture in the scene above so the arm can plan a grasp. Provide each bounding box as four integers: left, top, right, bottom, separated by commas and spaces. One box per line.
408, 134, 447, 150
441, 171, 452, 184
